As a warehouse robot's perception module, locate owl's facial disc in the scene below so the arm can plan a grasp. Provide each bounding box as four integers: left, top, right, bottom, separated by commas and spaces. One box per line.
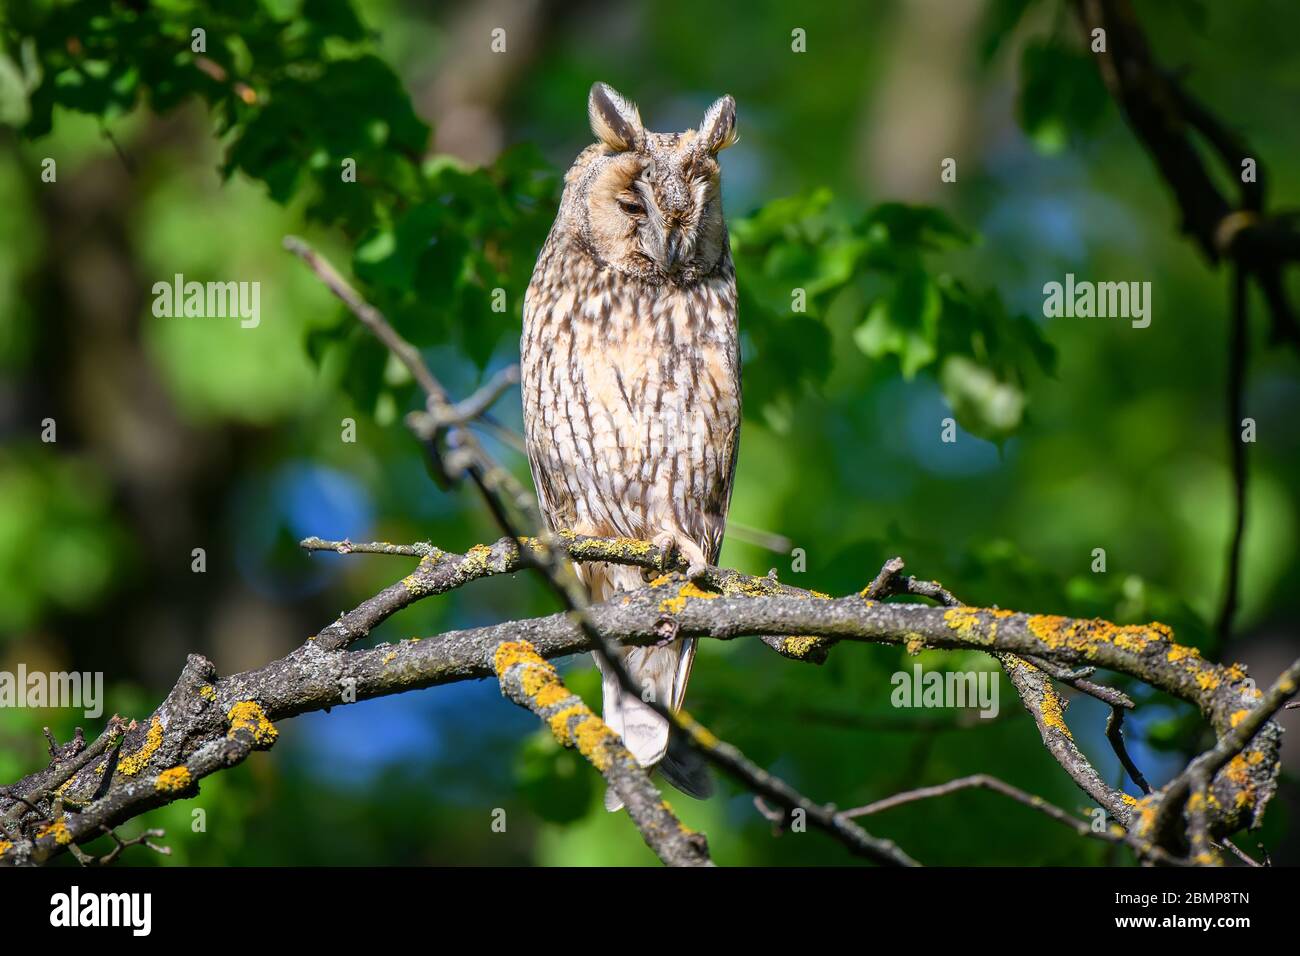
584, 144, 722, 281
578, 83, 737, 282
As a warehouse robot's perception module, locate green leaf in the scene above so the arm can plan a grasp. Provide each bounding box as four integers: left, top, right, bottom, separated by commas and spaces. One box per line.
861, 202, 977, 251
1017, 39, 1110, 154
853, 267, 941, 378
939, 354, 1027, 442
730, 188, 833, 249
978, 0, 1041, 64
0, 37, 40, 127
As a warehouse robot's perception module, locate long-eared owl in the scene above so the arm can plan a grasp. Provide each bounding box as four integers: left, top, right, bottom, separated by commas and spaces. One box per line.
520, 83, 740, 809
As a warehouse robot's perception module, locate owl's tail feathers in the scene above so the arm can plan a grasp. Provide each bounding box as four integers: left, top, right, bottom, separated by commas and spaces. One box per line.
597, 644, 713, 810
659, 732, 714, 799
597, 651, 671, 813
587, 561, 711, 811
602, 733, 713, 811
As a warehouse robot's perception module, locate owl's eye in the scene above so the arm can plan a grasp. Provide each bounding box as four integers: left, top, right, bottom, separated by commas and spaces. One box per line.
618, 197, 645, 217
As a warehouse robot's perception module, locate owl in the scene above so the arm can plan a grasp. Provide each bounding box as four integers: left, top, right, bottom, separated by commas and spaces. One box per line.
521, 82, 740, 809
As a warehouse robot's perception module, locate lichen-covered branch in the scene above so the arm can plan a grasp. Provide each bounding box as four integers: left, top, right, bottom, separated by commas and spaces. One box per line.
302, 531, 830, 660
493, 639, 712, 867
3, 545, 1292, 866
867, 561, 1146, 841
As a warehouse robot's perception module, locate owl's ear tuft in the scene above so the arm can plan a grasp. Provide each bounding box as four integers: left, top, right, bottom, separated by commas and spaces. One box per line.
588, 82, 644, 152
697, 95, 737, 155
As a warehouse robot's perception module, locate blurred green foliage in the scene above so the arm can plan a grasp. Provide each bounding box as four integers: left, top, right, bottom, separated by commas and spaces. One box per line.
1, 0, 1297, 866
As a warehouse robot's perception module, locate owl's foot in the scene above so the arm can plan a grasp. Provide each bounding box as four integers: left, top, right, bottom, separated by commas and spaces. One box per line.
652, 615, 680, 647
651, 531, 681, 573
644, 534, 711, 586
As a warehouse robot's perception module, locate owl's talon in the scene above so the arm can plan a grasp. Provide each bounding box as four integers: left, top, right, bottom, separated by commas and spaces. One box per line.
653, 616, 680, 646
686, 562, 710, 585
651, 532, 681, 573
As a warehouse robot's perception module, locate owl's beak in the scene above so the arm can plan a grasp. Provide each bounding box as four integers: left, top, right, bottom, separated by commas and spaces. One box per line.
663, 229, 685, 273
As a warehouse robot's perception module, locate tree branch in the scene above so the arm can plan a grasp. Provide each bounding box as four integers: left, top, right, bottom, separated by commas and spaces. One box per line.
1071, 0, 1300, 346
493, 639, 712, 866
3, 543, 1290, 865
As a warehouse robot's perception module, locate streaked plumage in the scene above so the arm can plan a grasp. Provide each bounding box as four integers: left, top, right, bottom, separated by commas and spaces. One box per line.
520, 82, 740, 808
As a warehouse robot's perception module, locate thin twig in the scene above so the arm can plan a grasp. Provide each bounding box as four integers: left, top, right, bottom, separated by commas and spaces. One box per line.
1106, 706, 1152, 794
1215, 264, 1249, 648
842, 773, 1187, 865
300, 537, 439, 558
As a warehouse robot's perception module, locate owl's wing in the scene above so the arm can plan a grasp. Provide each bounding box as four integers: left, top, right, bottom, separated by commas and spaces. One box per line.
670, 274, 741, 707
670, 415, 738, 712
520, 270, 576, 537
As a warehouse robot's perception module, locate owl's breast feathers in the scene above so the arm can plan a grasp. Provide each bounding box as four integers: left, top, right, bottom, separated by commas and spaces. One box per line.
520, 236, 740, 564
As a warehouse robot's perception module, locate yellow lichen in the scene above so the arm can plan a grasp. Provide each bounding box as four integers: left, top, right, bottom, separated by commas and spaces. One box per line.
1131, 795, 1159, 835
1230, 709, 1250, 728
534, 681, 571, 709
37, 816, 72, 845
648, 574, 672, 587
1148, 621, 1174, 641
519, 661, 556, 699
0, 840, 11, 856
1224, 753, 1250, 786
227, 701, 278, 749
1026, 614, 1072, 650
1111, 626, 1152, 652
1038, 686, 1073, 739
1023, 615, 1175, 660
493, 640, 540, 675
610, 536, 653, 556
496, 642, 593, 746
155, 766, 192, 794
572, 716, 619, 770
781, 636, 822, 659
382, 650, 398, 665
463, 543, 495, 574
548, 704, 587, 744
117, 716, 164, 776
199, 684, 217, 702
729, 576, 777, 599
944, 607, 989, 644
1195, 670, 1221, 691
659, 581, 718, 615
